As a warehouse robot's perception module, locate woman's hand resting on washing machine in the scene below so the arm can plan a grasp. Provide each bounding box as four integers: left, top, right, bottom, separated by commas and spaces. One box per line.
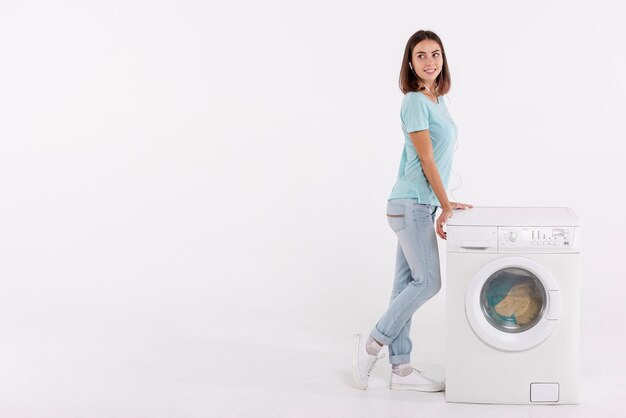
436, 202, 473, 240
451, 202, 473, 210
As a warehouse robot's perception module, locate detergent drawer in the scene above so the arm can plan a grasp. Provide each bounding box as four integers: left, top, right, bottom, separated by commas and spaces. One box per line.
447, 226, 498, 254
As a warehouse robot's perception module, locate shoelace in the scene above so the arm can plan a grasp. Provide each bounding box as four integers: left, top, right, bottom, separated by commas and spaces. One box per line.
366, 353, 387, 377
411, 368, 436, 382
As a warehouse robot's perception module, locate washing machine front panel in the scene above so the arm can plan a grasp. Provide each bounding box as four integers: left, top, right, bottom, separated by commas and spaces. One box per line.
465, 256, 561, 351
446, 210, 581, 404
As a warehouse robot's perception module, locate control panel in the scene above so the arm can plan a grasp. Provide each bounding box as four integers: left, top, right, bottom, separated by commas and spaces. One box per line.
498, 227, 577, 251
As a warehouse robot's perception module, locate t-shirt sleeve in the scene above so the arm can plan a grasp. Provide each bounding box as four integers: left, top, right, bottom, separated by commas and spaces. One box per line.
401, 93, 429, 133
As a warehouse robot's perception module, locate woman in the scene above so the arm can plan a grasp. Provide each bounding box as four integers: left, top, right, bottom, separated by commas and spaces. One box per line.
352, 30, 472, 392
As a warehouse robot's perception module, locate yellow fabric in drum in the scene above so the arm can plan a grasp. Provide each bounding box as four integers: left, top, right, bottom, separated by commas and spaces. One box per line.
515, 297, 541, 325
494, 283, 533, 320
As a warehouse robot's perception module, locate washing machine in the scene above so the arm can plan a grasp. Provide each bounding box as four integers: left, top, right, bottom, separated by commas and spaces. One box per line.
445, 207, 581, 404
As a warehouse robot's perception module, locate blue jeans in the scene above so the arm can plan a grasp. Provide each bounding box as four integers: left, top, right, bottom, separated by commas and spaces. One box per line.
371, 199, 441, 365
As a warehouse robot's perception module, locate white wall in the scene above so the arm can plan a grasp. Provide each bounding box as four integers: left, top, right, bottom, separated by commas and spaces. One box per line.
0, 0, 624, 411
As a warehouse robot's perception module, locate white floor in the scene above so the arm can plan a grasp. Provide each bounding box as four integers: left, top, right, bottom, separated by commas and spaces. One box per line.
1, 324, 624, 418
212, 342, 623, 418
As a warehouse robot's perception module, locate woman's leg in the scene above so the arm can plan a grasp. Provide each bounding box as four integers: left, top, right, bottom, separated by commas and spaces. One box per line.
370, 200, 441, 365
386, 241, 413, 363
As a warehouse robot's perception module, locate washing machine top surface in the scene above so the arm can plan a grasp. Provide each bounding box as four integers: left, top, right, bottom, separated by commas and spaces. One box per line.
447, 207, 579, 227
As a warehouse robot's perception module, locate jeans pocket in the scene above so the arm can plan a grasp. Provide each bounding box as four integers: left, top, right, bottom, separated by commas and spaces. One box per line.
387, 202, 407, 233
430, 205, 438, 222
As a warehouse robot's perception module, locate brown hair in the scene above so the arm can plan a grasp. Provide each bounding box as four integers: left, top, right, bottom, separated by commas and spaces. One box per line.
399, 30, 451, 96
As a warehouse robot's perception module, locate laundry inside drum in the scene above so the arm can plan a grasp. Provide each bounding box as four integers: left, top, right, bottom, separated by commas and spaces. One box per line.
480, 267, 547, 333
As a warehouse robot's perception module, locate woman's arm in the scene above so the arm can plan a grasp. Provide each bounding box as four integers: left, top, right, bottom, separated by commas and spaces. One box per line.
409, 129, 453, 239
409, 130, 451, 209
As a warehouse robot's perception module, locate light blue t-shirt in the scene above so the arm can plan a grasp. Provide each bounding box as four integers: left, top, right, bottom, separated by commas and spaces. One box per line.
388, 91, 458, 206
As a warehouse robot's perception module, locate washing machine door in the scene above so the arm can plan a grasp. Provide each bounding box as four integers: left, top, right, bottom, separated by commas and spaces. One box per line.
465, 256, 561, 351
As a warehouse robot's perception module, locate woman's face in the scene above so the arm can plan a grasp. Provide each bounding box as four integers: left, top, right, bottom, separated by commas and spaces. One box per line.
411, 39, 443, 84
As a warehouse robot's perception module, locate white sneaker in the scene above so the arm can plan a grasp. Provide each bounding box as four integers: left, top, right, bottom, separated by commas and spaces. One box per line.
352, 333, 385, 389
389, 368, 445, 392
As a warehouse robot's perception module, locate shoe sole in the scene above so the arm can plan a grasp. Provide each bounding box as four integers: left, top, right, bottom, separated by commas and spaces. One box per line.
352, 334, 367, 390
389, 382, 445, 392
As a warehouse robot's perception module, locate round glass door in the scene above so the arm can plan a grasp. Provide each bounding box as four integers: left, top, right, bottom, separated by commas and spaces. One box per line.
480, 267, 546, 333
465, 256, 560, 351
